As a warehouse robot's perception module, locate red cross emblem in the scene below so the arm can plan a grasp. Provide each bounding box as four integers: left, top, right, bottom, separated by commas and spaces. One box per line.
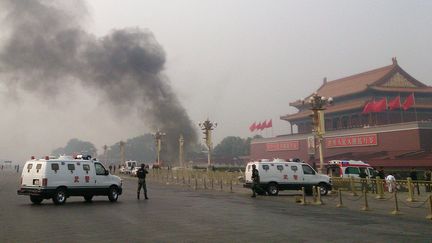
283, 175, 288, 180
85, 176, 90, 183
293, 175, 298, 180
74, 176, 79, 183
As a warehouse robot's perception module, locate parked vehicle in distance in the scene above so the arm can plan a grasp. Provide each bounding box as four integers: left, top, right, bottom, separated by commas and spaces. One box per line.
17, 155, 122, 205
131, 166, 139, 177
120, 160, 137, 174
244, 159, 332, 196
327, 160, 377, 178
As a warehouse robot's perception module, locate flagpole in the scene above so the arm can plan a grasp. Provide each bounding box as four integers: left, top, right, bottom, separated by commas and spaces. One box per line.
414, 93, 418, 122
386, 96, 390, 125
399, 93, 403, 123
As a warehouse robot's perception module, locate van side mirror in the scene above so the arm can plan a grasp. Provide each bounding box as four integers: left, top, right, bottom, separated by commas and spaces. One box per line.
105, 170, 109, 175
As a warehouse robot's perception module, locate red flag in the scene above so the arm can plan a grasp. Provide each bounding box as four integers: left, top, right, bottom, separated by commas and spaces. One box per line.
372, 98, 387, 112
256, 122, 262, 131
260, 120, 267, 131
249, 122, 256, 132
362, 101, 374, 114
266, 119, 273, 128
388, 96, 401, 111
402, 93, 415, 111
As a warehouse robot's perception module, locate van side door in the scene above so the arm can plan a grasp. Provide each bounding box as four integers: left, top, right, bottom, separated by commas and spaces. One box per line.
301, 164, 316, 185
94, 162, 110, 190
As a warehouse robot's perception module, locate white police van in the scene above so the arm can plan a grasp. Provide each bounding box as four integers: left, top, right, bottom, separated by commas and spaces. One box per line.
17, 155, 122, 205
244, 159, 332, 196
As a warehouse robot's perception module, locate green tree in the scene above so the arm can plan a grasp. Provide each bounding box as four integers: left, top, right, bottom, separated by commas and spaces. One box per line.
214, 136, 248, 157
52, 138, 97, 157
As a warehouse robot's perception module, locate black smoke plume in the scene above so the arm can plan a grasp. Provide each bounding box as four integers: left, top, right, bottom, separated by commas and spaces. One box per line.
0, 0, 197, 163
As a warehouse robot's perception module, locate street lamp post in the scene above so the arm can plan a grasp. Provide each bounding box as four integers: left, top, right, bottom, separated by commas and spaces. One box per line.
179, 134, 184, 168
304, 92, 333, 174
154, 130, 166, 166
199, 119, 217, 171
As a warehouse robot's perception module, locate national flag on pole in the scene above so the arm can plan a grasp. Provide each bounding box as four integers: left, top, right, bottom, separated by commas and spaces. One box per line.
362, 101, 374, 114
266, 119, 273, 128
388, 96, 401, 111
249, 122, 256, 132
402, 93, 415, 111
372, 97, 387, 112
256, 122, 262, 131
260, 120, 267, 131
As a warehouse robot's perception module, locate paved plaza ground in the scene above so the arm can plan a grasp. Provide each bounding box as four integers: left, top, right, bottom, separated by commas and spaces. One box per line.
1, 169, 431, 242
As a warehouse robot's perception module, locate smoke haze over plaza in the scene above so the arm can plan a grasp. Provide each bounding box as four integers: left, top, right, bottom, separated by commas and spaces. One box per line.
0, 0, 431, 162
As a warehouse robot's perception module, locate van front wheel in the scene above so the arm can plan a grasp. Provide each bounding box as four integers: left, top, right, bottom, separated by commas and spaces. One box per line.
108, 186, 119, 202
318, 183, 329, 196
267, 183, 279, 196
52, 188, 67, 205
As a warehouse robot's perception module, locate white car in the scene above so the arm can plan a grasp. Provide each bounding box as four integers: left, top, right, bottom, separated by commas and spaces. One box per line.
244, 159, 332, 196
17, 155, 123, 205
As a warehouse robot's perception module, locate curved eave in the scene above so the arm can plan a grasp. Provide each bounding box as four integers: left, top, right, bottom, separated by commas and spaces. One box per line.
281, 99, 367, 122
369, 86, 432, 93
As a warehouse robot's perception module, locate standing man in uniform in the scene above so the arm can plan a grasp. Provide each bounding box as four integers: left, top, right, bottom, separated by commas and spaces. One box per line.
251, 164, 260, 198
137, 163, 149, 200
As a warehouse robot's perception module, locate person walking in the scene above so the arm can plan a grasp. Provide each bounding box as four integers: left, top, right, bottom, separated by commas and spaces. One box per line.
377, 167, 385, 179
410, 168, 420, 195
385, 173, 396, 193
424, 169, 432, 192
359, 169, 368, 193
137, 163, 149, 200
251, 164, 260, 198
113, 165, 116, 174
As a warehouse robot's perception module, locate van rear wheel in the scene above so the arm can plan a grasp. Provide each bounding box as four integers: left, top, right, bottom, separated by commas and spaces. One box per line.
108, 186, 119, 202
30, 196, 43, 204
52, 188, 67, 205
267, 183, 279, 196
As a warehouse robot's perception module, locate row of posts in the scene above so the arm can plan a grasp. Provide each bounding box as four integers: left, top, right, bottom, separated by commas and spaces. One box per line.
149, 169, 238, 193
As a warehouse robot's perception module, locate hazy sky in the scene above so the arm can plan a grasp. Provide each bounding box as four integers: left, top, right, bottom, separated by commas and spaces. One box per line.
1, 0, 431, 162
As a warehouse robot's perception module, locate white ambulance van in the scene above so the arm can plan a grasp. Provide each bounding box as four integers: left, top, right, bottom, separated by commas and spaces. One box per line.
244, 159, 332, 196
326, 160, 377, 178
17, 155, 123, 205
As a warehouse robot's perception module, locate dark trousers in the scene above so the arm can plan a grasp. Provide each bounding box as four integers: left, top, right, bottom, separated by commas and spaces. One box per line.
252, 182, 259, 196
138, 178, 148, 198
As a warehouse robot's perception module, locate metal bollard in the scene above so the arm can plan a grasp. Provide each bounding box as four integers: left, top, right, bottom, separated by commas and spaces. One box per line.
336, 189, 344, 208
350, 176, 358, 196
376, 178, 384, 199
316, 186, 323, 205
300, 187, 307, 205
182, 176, 185, 185
427, 195, 432, 220
194, 177, 198, 190
406, 177, 416, 202
220, 179, 223, 191
312, 186, 317, 204
230, 179, 233, 193
391, 191, 402, 215
361, 190, 370, 211
204, 178, 207, 189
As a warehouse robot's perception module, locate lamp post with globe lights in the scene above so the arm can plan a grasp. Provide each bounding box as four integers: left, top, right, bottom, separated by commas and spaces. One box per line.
199, 119, 217, 171
303, 92, 333, 173
154, 130, 166, 167
179, 134, 184, 168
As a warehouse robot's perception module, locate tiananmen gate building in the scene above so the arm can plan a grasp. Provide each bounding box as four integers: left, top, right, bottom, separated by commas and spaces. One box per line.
250, 58, 432, 170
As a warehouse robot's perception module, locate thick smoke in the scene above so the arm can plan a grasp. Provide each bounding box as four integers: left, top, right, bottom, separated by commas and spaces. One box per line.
0, 0, 197, 163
